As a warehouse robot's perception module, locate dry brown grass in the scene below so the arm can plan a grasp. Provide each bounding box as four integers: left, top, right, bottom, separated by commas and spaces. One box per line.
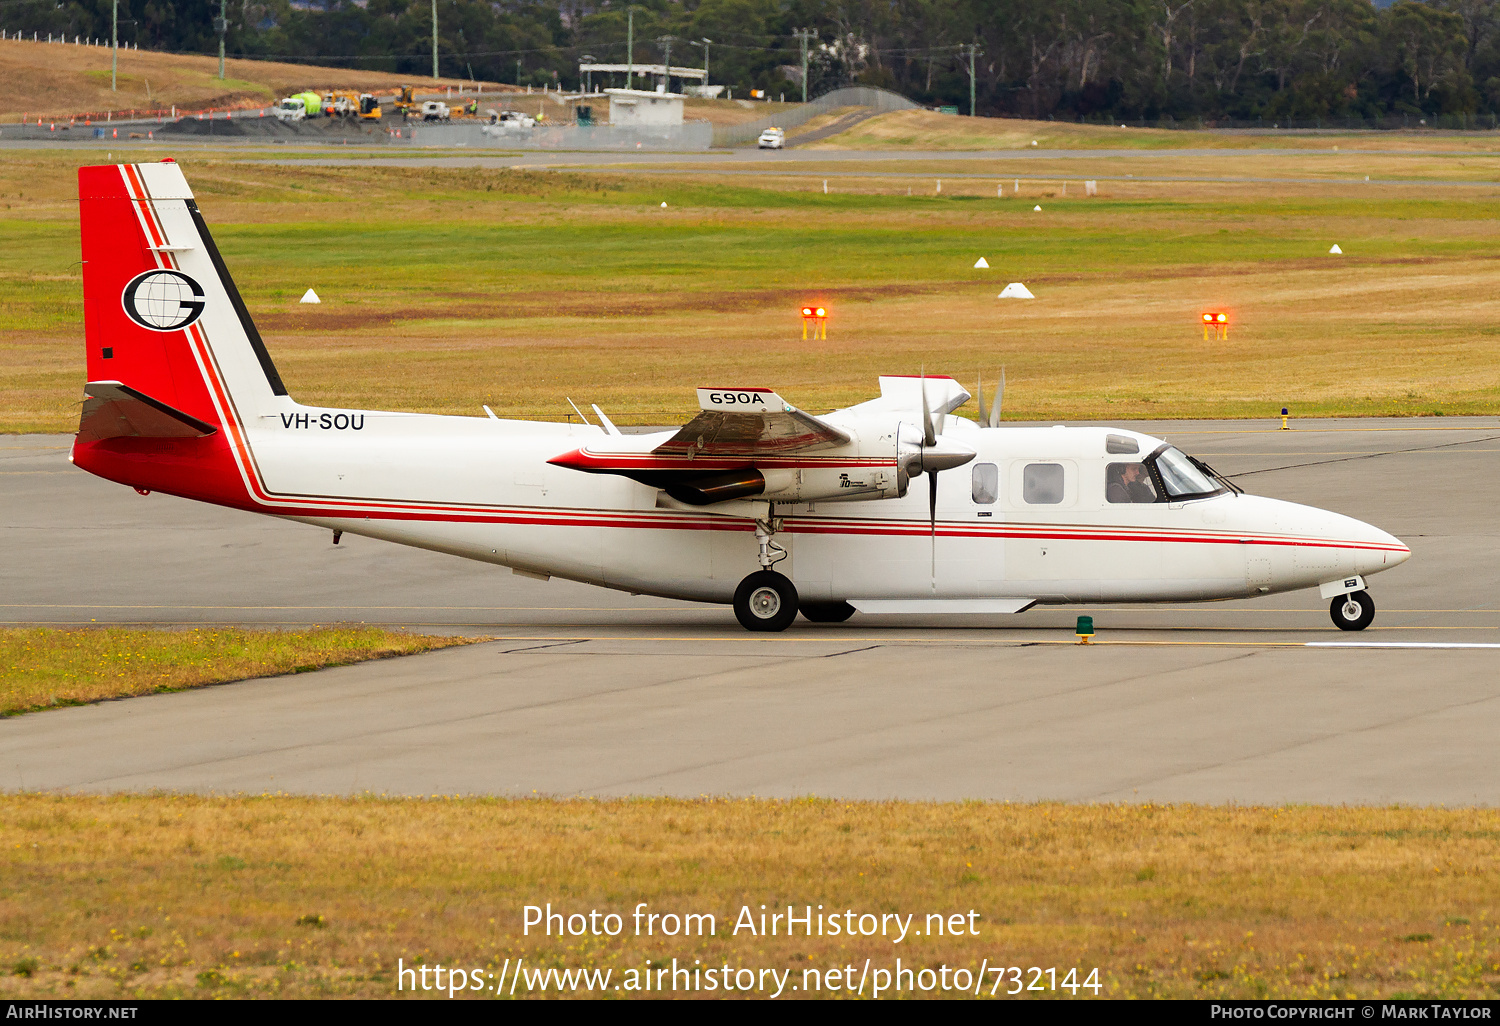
0, 796, 1494, 998
0, 38, 494, 121
0, 627, 476, 716
682, 97, 800, 127
812, 108, 1500, 152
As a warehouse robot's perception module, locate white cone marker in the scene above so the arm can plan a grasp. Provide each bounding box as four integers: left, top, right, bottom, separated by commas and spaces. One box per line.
973, 257, 989, 269
1329, 244, 1343, 254
299, 288, 321, 304
998, 282, 1034, 299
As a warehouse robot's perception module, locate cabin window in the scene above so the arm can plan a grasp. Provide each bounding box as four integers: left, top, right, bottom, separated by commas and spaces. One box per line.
1106, 433, 1139, 454
1106, 462, 1160, 503
1022, 463, 1064, 504
972, 463, 998, 504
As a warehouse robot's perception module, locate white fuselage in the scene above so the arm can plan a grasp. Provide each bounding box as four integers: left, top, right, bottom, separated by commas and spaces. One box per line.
248, 403, 1408, 606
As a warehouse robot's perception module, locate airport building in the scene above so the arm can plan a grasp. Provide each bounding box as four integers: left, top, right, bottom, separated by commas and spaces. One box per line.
604, 87, 686, 128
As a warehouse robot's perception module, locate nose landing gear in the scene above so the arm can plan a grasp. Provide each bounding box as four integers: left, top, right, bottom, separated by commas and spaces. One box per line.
1330, 591, 1375, 631
733, 510, 799, 632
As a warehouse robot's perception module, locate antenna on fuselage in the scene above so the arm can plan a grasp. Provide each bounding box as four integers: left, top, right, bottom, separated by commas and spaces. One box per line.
566, 397, 594, 427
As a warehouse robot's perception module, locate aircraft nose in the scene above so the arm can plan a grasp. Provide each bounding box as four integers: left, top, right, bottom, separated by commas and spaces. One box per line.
1354, 519, 1409, 574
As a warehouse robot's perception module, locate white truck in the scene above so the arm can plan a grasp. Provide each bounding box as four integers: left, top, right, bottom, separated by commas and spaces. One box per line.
420, 100, 451, 122
757, 127, 785, 149
273, 97, 307, 122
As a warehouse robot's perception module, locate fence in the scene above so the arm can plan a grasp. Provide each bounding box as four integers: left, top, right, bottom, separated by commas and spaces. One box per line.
398, 120, 715, 151
712, 86, 918, 147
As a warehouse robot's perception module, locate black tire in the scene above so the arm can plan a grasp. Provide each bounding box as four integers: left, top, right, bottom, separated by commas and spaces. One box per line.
1330, 591, 1375, 631
733, 571, 799, 633
800, 600, 856, 623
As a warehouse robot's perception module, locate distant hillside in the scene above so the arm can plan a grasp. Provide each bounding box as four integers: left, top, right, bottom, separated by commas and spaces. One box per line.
0, 38, 494, 121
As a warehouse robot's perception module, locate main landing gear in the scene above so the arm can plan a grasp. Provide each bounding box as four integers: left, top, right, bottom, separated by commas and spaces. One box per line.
734, 570, 799, 632
733, 512, 799, 632
1330, 591, 1375, 631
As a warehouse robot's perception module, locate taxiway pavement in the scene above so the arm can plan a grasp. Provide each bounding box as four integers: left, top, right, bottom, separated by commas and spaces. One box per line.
4, 419, 1498, 802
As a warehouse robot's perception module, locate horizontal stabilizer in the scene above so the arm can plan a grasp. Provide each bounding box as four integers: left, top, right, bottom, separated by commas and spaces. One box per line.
78, 381, 217, 443
850, 598, 1037, 615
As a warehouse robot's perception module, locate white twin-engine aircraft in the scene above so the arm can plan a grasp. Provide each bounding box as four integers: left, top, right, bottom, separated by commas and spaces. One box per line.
73, 161, 1409, 632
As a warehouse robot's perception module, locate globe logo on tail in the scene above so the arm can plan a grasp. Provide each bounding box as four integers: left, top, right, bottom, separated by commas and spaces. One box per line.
121, 270, 205, 332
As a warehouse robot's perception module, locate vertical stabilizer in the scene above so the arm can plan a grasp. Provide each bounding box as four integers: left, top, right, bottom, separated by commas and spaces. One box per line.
78, 161, 287, 434
75, 161, 290, 508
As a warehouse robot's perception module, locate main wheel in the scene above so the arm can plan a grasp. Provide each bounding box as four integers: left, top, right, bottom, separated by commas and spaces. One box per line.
800, 600, 856, 623
733, 571, 799, 633
1330, 591, 1375, 631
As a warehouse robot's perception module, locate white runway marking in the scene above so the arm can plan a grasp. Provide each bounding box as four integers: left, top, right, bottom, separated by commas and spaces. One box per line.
1306, 642, 1500, 649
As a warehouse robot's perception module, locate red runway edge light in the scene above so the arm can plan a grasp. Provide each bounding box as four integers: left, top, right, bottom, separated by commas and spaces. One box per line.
1202, 311, 1229, 340
801, 305, 828, 340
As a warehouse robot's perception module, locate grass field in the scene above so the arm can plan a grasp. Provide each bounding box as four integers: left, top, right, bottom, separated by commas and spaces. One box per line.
0, 38, 491, 120
0, 795, 1494, 999
0, 627, 474, 716
3, 146, 1498, 431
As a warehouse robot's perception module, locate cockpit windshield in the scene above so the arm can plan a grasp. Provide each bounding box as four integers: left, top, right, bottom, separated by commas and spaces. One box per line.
1148, 445, 1229, 500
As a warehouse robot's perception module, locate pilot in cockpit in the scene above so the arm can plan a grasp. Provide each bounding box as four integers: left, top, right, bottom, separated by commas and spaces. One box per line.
1106, 462, 1159, 503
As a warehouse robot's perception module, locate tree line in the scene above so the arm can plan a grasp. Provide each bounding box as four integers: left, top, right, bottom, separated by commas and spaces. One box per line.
6, 0, 1497, 121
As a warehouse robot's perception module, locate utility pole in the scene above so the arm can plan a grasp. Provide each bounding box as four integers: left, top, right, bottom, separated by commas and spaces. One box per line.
792, 28, 815, 104
110, 0, 117, 90
700, 38, 710, 94
658, 35, 674, 91
431, 0, 439, 81
961, 43, 981, 116
626, 7, 635, 89
214, 0, 227, 80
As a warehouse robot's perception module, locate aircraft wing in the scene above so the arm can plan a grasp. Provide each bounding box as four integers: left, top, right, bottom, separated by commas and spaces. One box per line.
546, 387, 853, 496
653, 388, 849, 456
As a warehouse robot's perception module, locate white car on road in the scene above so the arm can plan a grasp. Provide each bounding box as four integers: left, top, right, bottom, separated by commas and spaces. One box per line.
757, 127, 784, 149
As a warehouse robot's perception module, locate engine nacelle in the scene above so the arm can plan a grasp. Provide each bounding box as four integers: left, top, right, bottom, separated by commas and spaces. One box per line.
760, 465, 903, 503
760, 422, 904, 503
659, 422, 906, 506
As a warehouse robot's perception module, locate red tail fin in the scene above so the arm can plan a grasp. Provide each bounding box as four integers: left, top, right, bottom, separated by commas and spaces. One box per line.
74, 161, 287, 507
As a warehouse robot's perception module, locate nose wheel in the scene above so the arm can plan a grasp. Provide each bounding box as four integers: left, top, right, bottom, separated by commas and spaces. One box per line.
1330, 591, 1375, 631
734, 571, 799, 632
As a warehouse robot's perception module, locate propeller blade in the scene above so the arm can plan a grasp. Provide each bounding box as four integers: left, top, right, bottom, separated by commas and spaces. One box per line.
989, 366, 1005, 428
920, 368, 936, 448
976, 373, 988, 427
929, 468, 939, 586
